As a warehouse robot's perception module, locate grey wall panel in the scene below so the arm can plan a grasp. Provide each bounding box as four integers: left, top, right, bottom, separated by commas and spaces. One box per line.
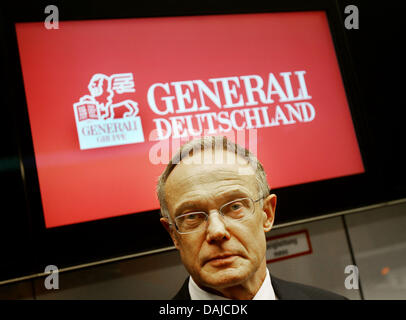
345, 201, 406, 299
266, 217, 361, 300
34, 249, 187, 300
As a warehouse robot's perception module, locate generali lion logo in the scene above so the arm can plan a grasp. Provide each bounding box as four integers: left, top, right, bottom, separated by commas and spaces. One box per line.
73, 73, 145, 150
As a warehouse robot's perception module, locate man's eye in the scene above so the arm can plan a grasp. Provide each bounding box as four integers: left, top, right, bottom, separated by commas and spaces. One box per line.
185, 213, 199, 220
230, 203, 243, 211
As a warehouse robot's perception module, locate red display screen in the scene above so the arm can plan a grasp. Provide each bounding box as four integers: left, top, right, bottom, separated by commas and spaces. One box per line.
15, 11, 364, 228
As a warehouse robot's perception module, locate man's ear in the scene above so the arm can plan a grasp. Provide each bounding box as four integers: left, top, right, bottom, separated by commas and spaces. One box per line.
160, 217, 181, 250
262, 194, 277, 232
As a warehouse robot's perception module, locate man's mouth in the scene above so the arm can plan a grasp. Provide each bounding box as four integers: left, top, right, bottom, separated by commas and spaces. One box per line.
206, 254, 238, 267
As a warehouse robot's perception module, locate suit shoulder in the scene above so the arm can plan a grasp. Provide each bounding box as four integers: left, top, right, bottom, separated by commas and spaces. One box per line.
172, 277, 191, 300
272, 276, 348, 300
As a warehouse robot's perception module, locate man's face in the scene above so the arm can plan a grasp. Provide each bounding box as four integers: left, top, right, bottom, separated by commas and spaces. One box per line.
161, 149, 276, 291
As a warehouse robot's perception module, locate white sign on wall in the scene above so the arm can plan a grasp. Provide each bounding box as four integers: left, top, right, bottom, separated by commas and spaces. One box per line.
266, 229, 313, 263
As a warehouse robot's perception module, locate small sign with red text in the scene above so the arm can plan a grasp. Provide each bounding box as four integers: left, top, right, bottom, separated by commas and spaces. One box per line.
266, 230, 312, 263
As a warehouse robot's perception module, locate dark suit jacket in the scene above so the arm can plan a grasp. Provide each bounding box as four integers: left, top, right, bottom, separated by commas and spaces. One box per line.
173, 275, 347, 300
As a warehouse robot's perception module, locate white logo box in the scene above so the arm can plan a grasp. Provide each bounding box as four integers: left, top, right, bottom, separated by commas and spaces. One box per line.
74, 116, 145, 150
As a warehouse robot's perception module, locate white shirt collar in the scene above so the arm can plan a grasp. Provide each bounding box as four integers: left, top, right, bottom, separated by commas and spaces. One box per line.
188, 268, 277, 300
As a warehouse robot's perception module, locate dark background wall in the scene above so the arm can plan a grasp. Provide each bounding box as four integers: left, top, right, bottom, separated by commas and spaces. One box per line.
0, 0, 405, 296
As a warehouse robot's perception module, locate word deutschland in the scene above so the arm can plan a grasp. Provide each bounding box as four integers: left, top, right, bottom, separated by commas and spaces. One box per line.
147, 71, 315, 140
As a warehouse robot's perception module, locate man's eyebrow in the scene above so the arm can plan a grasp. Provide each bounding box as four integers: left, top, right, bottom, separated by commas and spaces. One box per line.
173, 202, 202, 217
217, 188, 252, 199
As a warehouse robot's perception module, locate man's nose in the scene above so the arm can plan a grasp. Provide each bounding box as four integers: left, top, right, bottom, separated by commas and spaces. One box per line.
206, 211, 231, 243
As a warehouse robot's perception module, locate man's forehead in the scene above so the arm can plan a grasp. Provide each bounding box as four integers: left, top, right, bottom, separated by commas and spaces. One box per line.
166, 149, 257, 190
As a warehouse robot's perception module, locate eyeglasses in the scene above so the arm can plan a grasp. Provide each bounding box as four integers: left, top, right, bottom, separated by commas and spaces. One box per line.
170, 196, 266, 234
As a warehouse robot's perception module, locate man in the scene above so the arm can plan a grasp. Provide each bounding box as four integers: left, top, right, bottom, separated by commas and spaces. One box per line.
157, 136, 346, 300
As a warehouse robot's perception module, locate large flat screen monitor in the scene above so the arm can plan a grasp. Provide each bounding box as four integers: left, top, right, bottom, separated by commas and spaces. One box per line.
15, 11, 364, 229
